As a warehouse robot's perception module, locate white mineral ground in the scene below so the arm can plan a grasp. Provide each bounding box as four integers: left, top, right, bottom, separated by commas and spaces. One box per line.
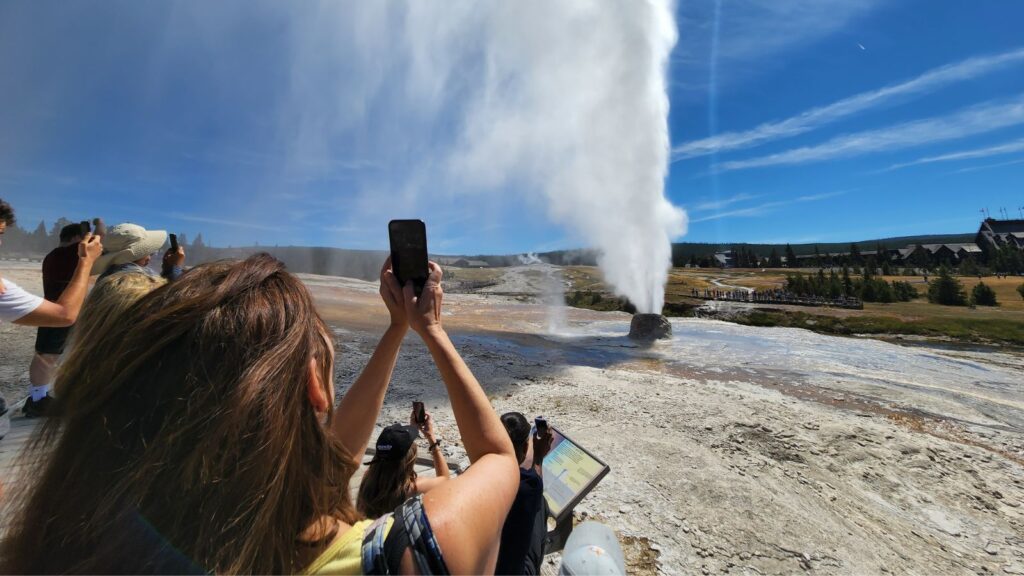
2, 262, 1023, 575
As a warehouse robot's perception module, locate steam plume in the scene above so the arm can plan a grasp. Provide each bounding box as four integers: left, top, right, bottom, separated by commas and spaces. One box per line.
444, 1, 687, 313
272, 1, 686, 313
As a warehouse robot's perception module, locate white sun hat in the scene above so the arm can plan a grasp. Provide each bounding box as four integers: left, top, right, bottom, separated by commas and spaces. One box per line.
91, 223, 168, 275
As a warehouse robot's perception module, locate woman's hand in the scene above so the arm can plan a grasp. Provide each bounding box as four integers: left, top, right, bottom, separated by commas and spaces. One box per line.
379, 257, 407, 329
403, 261, 444, 337
412, 410, 437, 442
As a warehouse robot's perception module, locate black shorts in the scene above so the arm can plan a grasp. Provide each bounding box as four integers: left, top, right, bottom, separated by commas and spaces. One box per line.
35, 327, 71, 355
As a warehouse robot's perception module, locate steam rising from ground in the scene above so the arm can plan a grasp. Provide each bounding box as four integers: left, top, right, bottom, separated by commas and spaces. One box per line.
277, 1, 686, 313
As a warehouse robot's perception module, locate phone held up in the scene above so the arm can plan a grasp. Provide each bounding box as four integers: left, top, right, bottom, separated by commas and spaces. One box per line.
79, 221, 91, 237
169, 233, 179, 252
413, 401, 426, 425
388, 219, 429, 297
535, 416, 548, 435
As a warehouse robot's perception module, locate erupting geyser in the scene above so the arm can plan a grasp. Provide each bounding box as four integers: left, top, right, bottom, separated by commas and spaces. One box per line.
628, 313, 673, 340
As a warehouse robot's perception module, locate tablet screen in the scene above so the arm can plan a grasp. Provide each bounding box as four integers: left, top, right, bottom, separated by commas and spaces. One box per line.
540, 427, 610, 520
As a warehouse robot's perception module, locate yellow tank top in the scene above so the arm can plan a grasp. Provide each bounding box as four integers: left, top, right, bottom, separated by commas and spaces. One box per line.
301, 517, 394, 575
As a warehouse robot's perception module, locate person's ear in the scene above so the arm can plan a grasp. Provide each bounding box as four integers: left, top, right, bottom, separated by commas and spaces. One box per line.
306, 357, 329, 415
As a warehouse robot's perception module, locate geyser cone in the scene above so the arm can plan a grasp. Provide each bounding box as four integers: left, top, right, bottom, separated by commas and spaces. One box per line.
628, 313, 672, 341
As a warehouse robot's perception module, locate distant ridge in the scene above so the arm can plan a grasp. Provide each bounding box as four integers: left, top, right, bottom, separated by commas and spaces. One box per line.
668, 232, 977, 262
176, 232, 978, 278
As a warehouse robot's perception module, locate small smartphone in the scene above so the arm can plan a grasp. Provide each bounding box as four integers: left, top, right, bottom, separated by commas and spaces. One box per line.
169, 233, 179, 252
535, 416, 548, 435
413, 401, 426, 425
92, 218, 106, 237
79, 221, 91, 237
388, 219, 429, 296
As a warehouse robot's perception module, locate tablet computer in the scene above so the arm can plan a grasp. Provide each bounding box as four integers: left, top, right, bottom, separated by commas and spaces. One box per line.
539, 426, 610, 522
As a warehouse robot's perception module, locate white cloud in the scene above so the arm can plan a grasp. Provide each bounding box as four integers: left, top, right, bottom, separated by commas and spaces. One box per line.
887, 138, 1024, 170
687, 192, 759, 212
953, 157, 1024, 174
717, 96, 1024, 172
169, 213, 277, 231
673, 47, 1024, 159
690, 190, 846, 223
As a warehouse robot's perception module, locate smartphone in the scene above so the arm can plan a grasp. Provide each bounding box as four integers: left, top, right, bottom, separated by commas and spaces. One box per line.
535, 416, 548, 435
169, 233, 179, 252
80, 221, 91, 237
413, 401, 426, 425
388, 219, 429, 296
92, 218, 106, 237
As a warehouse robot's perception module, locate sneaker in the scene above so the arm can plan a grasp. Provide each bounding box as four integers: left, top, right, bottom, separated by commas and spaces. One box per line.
22, 394, 55, 418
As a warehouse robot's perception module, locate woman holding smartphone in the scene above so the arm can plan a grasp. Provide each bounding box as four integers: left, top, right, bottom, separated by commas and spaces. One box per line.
357, 406, 451, 519
1, 256, 518, 575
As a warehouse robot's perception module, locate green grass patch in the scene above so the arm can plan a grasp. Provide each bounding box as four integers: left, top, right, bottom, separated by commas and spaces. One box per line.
734, 310, 1024, 345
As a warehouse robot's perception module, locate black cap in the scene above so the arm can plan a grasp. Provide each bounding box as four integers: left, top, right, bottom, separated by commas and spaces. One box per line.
366, 423, 420, 465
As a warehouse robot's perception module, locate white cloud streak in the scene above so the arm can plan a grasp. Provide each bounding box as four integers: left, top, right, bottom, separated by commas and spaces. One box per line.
717, 96, 1024, 172
953, 157, 1024, 174
887, 138, 1024, 170
687, 192, 759, 212
690, 190, 846, 223
673, 47, 1024, 159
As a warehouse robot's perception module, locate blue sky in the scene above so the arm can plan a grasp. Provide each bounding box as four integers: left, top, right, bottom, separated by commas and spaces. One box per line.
1, 1, 1023, 253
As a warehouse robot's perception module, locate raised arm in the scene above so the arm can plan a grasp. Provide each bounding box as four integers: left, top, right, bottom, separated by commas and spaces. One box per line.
413, 411, 450, 494
330, 259, 408, 461
402, 262, 519, 575
15, 234, 102, 327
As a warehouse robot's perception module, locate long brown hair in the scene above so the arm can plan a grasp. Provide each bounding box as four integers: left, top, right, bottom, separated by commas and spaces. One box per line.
0, 254, 358, 574
356, 444, 418, 519
54, 272, 167, 399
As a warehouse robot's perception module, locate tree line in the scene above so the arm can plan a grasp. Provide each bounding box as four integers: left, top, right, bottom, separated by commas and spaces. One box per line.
784, 266, 918, 304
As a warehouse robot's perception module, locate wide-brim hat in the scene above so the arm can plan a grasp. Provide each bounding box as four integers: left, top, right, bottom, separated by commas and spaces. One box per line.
365, 423, 420, 465
91, 223, 168, 275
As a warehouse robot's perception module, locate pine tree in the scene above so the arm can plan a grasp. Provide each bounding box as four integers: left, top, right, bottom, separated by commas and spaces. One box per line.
49, 217, 74, 241
785, 244, 798, 268
32, 220, 49, 252
971, 282, 998, 306
849, 243, 862, 266
842, 265, 852, 296
813, 245, 821, 267
769, 248, 782, 268
928, 266, 967, 306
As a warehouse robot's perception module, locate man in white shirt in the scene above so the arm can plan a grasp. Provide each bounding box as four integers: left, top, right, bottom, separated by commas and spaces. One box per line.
1, 199, 102, 436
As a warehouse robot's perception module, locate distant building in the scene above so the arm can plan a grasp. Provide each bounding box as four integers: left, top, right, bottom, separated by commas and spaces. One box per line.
893, 242, 982, 265
976, 218, 1024, 251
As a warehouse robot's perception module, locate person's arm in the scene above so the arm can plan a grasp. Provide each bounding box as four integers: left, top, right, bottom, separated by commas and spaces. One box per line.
401, 262, 519, 575
161, 247, 185, 280
413, 411, 450, 494
330, 258, 408, 461
14, 234, 102, 327
532, 428, 553, 478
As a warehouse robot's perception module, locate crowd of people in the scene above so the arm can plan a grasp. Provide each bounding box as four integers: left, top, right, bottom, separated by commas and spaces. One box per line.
690, 286, 863, 308
0, 198, 568, 574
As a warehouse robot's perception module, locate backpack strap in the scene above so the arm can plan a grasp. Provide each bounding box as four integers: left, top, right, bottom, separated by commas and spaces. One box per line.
360, 494, 450, 575
361, 514, 394, 575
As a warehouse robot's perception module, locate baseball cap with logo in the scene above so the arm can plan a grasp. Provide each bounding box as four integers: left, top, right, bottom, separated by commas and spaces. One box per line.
91, 223, 168, 275
365, 423, 421, 465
